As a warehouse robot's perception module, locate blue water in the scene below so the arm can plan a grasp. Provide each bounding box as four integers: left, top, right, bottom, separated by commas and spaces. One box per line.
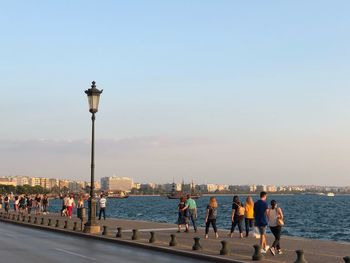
47, 194, 350, 242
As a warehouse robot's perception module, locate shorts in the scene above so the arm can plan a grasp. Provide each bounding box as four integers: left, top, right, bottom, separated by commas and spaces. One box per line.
258, 226, 266, 235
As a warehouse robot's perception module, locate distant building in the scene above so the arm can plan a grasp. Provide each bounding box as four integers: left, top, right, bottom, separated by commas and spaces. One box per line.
0, 177, 16, 186
59, 179, 70, 189
14, 176, 29, 186
48, 178, 59, 189
29, 177, 41, 187
101, 176, 133, 192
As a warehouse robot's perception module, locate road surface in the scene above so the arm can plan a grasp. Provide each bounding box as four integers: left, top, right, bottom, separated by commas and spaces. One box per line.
0, 222, 208, 263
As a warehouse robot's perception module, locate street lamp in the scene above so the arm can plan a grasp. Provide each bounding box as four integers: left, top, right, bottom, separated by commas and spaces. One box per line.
83, 81, 103, 234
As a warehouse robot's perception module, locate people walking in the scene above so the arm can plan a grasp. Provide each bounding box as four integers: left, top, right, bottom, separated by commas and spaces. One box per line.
35, 194, 41, 215
42, 194, 49, 215
268, 200, 284, 255
254, 191, 269, 253
244, 196, 255, 237
177, 196, 189, 232
98, 194, 107, 220
4, 195, 10, 213
66, 194, 75, 219
182, 194, 197, 232
230, 195, 245, 238
205, 197, 219, 239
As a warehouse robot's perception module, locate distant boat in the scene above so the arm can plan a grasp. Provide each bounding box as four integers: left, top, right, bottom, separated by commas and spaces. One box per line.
326, 192, 335, 197
107, 191, 129, 199
167, 181, 201, 199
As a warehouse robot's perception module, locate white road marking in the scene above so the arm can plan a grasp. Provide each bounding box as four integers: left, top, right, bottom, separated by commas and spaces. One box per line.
54, 248, 96, 261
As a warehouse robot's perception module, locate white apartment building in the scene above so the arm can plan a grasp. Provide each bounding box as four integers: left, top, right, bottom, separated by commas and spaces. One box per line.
101, 176, 133, 192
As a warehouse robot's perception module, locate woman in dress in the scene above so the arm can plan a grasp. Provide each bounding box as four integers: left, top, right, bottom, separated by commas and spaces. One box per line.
205, 197, 219, 239
230, 195, 245, 238
268, 200, 284, 255
244, 196, 254, 237
177, 196, 189, 232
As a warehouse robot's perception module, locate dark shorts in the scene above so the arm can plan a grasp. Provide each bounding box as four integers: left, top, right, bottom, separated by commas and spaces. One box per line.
258, 226, 267, 235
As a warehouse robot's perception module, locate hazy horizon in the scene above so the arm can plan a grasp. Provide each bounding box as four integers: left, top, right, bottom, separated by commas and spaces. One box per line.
1, 1, 350, 186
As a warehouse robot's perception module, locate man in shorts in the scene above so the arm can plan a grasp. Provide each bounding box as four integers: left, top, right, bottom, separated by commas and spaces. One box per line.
254, 191, 269, 253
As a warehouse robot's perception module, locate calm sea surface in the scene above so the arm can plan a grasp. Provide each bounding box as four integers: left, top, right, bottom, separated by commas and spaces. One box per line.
48, 194, 350, 242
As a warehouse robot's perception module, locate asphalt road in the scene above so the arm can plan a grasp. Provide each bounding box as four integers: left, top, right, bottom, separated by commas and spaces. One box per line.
0, 222, 207, 263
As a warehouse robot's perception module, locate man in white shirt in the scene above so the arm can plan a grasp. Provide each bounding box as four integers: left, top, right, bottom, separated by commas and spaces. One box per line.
98, 195, 107, 220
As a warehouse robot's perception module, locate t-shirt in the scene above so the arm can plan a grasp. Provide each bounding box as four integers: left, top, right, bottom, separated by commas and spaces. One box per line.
67, 198, 75, 207
185, 198, 197, 210
207, 205, 217, 220
99, 198, 107, 208
245, 203, 254, 219
254, 199, 268, 227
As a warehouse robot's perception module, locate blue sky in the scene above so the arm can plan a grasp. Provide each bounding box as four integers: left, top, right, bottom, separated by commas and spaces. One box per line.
1, 1, 350, 185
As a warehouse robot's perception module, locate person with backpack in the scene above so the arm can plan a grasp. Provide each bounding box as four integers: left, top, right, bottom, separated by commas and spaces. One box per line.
268, 200, 284, 255
230, 195, 245, 238
205, 197, 219, 239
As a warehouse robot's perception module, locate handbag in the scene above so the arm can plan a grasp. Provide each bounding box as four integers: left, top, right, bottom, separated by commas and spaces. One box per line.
277, 208, 284, 226
235, 202, 245, 216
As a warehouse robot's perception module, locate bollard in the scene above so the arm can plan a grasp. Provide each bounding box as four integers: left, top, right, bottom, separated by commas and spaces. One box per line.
116, 227, 122, 238
295, 250, 307, 263
344, 256, 350, 263
28, 216, 31, 223
34, 217, 38, 224
55, 219, 60, 227
102, 226, 108, 236
149, 231, 156, 243
132, 229, 139, 240
22, 215, 26, 222
73, 221, 78, 231
252, 244, 264, 261
220, 240, 230, 255
192, 237, 202, 251
41, 218, 45, 225
64, 220, 68, 229
47, 218, 52, 226
17, 214, 21, 221
169, 234, 177, 246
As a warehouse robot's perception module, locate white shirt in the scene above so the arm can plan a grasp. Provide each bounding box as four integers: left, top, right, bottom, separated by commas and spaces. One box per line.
67, 198, 75, 207
99, 197, 107, 208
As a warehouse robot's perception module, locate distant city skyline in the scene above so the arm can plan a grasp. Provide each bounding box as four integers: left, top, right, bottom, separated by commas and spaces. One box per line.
1, 2, 350, 186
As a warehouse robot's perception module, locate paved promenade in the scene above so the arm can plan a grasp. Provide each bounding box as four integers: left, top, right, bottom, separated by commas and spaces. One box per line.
0, 211, 349, 263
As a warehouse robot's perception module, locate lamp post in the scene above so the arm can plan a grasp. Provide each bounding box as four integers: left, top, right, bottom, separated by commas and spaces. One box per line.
83, 81, 103, 234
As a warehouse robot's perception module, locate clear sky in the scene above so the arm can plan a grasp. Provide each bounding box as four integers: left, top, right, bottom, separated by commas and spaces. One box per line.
1, 1, 350, 186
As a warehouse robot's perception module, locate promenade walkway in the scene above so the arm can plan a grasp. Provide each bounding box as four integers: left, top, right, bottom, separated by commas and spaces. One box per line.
0, 211, 349, 263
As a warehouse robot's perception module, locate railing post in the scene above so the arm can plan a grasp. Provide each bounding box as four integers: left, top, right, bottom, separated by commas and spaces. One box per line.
102, 226, 108, 235
220, 240, 230, 255
169, 234, 177, 246
116, 227, 122, 238
252, 244, 264, 261
295, 250, 307, 263
149, 231, 156, 243
192, 237, 202, 250
132, 229, 139, 240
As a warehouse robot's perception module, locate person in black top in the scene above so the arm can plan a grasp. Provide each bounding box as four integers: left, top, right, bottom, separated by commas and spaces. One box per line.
205, 197, 219, 239
230, 195, 245, 238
